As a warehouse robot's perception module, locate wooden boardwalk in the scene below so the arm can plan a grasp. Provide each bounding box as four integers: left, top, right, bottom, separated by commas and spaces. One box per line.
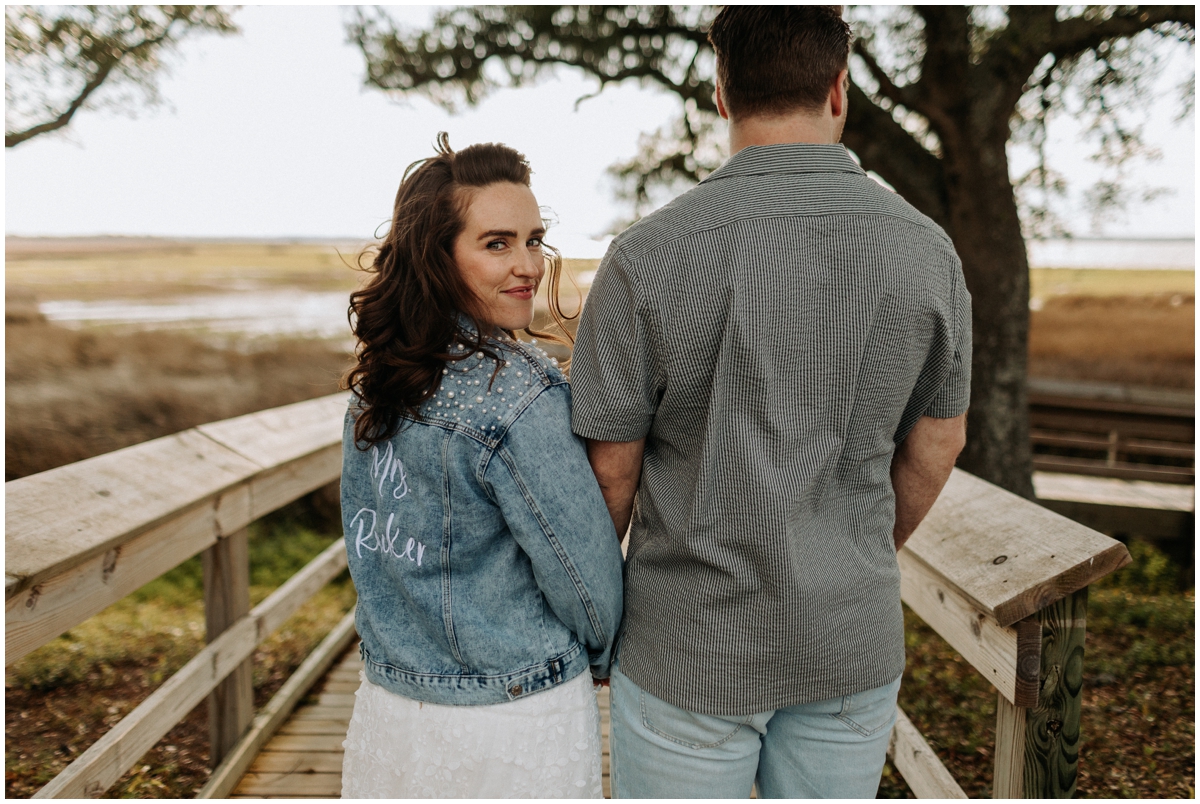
231, 646, 613, 798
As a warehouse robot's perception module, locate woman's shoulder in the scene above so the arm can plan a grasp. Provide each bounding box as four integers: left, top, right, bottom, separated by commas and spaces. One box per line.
415, 338, 567, 440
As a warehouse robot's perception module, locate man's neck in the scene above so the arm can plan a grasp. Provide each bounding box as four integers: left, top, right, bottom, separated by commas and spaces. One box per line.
727, 113, 839, 154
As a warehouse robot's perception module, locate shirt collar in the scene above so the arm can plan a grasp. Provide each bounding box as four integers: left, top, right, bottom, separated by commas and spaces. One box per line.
700, 143, 865, 184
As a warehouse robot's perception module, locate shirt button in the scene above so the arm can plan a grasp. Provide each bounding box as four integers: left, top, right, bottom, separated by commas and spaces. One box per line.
510, 684, 522, 696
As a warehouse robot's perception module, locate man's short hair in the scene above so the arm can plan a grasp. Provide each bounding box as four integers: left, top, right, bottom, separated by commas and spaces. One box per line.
708, 6, 852, 119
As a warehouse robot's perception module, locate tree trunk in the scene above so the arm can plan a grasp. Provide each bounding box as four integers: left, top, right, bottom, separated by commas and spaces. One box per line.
942, 132, 1035, 498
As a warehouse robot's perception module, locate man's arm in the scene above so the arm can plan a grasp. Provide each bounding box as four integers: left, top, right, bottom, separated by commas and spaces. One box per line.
585, 438, 646, 541
891, 413, 967, 550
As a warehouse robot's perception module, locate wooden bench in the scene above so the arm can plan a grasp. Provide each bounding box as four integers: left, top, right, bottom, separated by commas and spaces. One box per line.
7, 394, 1130, 798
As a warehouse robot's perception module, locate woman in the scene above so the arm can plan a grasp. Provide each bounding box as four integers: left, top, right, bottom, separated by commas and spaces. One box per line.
338, 134, 624, 798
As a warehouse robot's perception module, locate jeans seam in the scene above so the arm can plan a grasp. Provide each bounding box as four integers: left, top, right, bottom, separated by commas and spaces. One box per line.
832, 692, 892, 737
639, 690, 745, 749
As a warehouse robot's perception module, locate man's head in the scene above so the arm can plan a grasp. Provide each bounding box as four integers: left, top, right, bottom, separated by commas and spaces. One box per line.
708, 6, 852, 124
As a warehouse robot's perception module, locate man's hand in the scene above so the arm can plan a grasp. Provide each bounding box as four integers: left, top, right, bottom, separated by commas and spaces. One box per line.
585, 438, 646, 541
891, 414, 967, 551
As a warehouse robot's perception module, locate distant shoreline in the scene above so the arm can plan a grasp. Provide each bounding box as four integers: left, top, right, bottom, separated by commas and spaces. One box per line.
5, 234, 1195, 270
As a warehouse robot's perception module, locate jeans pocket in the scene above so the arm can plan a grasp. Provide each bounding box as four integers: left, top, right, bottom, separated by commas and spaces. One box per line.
832, 680, 900, 738
639, 688, 748, 750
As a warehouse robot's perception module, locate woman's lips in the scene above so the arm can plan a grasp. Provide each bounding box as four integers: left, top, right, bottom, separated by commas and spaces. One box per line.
502, 286, 534, 300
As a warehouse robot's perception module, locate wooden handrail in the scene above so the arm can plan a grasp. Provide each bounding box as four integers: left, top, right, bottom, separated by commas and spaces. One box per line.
32, 539, 349, 798
5, 394, 1131, 799
5, 392, 349, 664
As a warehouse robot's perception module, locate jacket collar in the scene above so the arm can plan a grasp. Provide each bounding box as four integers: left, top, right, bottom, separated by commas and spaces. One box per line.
701, 143, 865, 184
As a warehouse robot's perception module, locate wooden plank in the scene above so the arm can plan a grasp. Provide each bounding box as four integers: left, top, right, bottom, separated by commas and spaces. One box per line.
260, 733, 348, 753
1029, 409, 1192, 443
34, 604, 261, 797
993, 693, 1026, 798
887, 707, 967, 799
907, 470, 1130, 627
34, 543, 349, 798
1032, 456, 1193, 484
197, 394, 348, 470
247, 445, 344, 524
235, 772, 343, 797
197, 612, 357, 799
248, 752, 346, 774
1031, 430, 1196, 459
898, 550, 1041, 707
6, 503, 217, 665
278, 719, 355, 735
204, 529, 253, 768
1033, 471, 1195, 513
1024, 588, 1087, 798
288, 706, 355, 721
5, 428, 259, 597
320, 681, 360, 693
316, 692, 357, 707
1026, 377, 1194, 411
6, 394, 347, 662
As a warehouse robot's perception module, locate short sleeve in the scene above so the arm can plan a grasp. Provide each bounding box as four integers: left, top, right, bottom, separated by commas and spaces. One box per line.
570, 245, 660, 442
924, 265, 972, 418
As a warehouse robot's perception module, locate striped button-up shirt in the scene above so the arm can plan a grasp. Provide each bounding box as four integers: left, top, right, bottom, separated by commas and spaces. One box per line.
570, 143, 971, 715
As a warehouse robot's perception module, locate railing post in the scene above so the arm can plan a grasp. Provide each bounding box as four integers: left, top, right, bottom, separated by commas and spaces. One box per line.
203, 527, 253, 767
993, 587, 1088, 798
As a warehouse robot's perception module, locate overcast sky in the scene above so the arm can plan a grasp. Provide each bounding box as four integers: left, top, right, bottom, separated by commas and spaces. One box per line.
5, 5, 1195, 258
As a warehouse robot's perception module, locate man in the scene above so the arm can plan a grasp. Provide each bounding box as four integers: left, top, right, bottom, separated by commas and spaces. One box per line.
569, 6, 970, 799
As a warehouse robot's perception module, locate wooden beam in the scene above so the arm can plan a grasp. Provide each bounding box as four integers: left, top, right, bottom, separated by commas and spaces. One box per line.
888, 707, 967, 798
204, 529, 253, 768
6, 394, 347, 664
32, 540, 348, 799
6, 503, 217, 665
197, 611, 358, 799
5, 428, 260, 598
1023, 588, 1088, 798
905, 470, 1130, 627
993, 693, 1026, 797
898, 550, 1042, 706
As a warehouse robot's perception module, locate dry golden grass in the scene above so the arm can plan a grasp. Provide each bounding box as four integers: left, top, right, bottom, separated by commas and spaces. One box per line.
5, 317, 352, 480
4, 238, 366, 300
1029, 293, 1194, 388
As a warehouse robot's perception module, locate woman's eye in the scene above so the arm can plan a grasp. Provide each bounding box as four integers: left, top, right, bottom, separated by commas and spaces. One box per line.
527, 237, 543, 248
486, 239, 506, 251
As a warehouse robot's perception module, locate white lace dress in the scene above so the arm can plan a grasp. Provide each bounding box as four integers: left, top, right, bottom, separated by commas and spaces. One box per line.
341, 670, 603, 798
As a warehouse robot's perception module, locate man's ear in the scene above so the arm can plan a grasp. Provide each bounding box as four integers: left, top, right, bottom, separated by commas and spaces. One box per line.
830, 68, 849, 119
715, 82, 729, 120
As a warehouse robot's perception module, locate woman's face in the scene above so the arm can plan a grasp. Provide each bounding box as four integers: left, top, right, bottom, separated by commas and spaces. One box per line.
453, 182, 546, 332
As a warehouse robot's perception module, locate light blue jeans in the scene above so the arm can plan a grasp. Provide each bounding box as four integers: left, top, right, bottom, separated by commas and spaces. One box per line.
609, 663, 901, 799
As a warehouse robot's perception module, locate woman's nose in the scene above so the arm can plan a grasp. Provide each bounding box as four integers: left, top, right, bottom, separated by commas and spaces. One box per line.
512, 248, 542, 278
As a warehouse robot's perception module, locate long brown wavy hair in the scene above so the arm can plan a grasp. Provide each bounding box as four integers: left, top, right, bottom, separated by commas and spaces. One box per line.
344, 133, 575, 448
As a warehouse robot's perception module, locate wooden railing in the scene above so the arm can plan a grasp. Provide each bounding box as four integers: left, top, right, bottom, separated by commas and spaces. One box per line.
891, 469, 1130, 797
6, 392, 1131, 798
5, 393, 355, 799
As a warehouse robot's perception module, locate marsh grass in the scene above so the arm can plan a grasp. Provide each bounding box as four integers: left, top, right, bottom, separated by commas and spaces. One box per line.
1029, 292, 1194, 389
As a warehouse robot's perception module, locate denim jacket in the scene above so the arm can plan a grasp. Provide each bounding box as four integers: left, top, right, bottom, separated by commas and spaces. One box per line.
341, 335, 624, 706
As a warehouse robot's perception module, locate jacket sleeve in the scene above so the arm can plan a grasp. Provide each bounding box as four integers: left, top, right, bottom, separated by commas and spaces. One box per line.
483, 382, 626, 678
